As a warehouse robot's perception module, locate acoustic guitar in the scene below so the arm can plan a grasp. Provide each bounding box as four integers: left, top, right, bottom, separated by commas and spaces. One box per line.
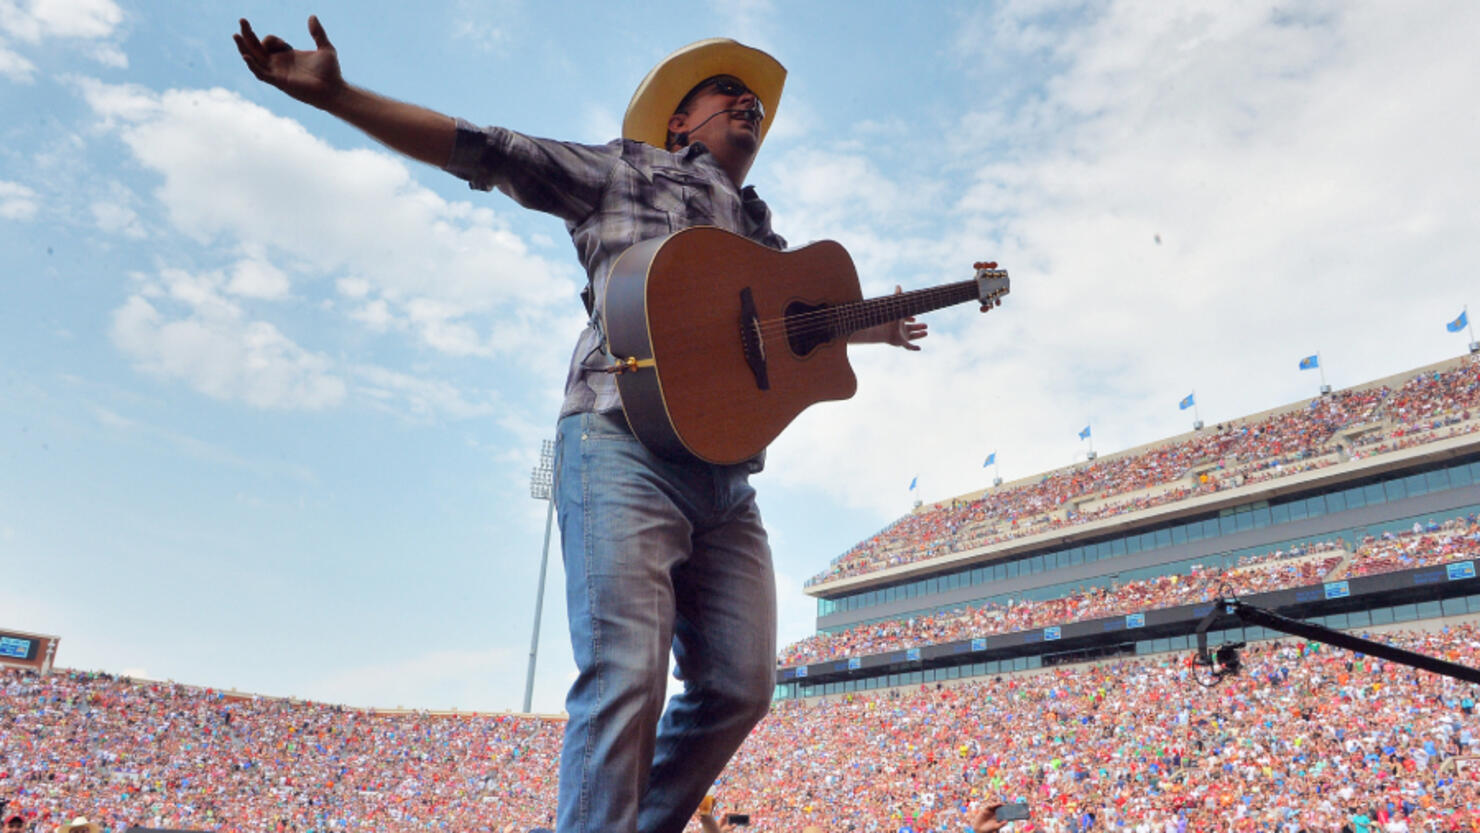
602, 226, 1010, 465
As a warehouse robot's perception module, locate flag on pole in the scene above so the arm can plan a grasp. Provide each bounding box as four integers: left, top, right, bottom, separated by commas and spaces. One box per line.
908, 476, 917, 491
1299, 355, 1319, 370
1448, 311, 1469, 333
1178, 393, 1195, 411
1078, 425, 1092, 440
983, 452, 996, 467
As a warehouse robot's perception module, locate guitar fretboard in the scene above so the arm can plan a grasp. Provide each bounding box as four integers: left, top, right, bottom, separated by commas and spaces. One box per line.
822, 280, 985, 339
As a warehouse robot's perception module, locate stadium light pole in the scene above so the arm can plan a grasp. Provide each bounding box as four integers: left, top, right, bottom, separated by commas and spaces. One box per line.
524, 439, 556, 713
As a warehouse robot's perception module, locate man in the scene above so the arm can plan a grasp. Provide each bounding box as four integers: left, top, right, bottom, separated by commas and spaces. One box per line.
235, 18, 924, 833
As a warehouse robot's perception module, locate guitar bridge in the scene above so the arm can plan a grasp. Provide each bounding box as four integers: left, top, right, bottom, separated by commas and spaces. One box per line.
738, 287, 770, 390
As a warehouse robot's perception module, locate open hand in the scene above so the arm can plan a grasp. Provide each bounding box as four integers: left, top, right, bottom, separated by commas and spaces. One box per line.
235, 16, 345, 109
889, 284, 927, 350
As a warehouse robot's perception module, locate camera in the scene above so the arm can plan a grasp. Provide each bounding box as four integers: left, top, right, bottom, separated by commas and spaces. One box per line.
725, 813, 751, 826
996, 803, 1030, 821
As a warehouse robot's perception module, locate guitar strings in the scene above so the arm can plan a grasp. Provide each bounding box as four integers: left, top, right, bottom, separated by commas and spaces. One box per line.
746, 283, 984, 338
750, 286, 969, 332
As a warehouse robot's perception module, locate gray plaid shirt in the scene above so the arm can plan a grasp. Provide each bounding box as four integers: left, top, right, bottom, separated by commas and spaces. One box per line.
444, 119, 787, 419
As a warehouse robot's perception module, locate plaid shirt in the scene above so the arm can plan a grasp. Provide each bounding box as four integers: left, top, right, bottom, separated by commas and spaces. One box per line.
444, 119, 787, 419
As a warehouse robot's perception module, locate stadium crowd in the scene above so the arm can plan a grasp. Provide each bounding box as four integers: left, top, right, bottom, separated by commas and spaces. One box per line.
7, 625, 1480, 832
809, 358, 1480, 587
1347, 518, 1480, 579
6, 368, 1479, 832
780, 514, 1480, 669
777, 542, 1349, 668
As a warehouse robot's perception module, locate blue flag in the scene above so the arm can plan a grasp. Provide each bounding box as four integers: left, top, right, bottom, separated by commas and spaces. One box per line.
983, 452, 996, 467
908, 476, 917, 491
1078, 425, 1091, 439
1299, 354, 1319, 370
1178, 393, 1195, 411
1448, 311, 1468, 333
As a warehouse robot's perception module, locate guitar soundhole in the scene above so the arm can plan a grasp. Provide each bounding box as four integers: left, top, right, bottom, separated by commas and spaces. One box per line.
784, 300, 831, 356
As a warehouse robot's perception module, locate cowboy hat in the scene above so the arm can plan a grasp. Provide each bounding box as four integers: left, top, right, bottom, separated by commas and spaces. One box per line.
622, 38, 786, 150
60, 819, 99, 833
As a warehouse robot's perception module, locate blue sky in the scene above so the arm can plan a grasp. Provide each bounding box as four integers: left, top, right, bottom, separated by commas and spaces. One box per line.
3, 0, 1478, 713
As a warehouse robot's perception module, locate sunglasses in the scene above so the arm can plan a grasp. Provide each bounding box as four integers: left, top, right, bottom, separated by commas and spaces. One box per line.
679, 76, 763, 119
701, 77, 751, 98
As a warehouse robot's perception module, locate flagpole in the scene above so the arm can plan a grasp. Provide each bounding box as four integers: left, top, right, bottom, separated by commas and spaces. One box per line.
1193, 390, 1203, 431
1467, 305, 1478, 354
1317, 350, 1330, 395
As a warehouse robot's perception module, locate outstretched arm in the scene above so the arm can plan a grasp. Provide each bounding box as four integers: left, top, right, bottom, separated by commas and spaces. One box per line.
234, 16, 455, 169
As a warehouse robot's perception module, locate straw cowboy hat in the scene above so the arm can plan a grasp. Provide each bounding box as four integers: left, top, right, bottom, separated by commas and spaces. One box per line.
60, 819, 100, 833
622, 38, 786, 150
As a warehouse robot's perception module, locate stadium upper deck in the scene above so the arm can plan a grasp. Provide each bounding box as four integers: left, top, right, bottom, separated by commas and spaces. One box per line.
782, 355, 1480, 696
806, 353, 1480, 596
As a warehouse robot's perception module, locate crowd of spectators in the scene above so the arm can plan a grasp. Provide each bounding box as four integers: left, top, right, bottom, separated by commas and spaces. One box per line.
8, 626, 1480, 832
809, 358, 1480, 588
781, 512, 1480, 669
0, 673, 564, 833
1346, 518, 1480, 579
777, 542, 1348, 668
728, 628, 1480, 832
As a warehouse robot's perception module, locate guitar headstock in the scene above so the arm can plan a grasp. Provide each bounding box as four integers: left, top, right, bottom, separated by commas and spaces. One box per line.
972, 261, 1010, 309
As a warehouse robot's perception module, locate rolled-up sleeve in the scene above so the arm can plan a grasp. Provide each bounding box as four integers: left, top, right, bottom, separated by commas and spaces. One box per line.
443, 118, 619, 224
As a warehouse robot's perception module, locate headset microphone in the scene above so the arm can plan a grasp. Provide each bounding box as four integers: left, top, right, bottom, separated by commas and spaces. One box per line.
672, 104, 765, 149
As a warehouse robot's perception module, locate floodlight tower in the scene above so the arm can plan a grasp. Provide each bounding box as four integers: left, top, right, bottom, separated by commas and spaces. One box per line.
524, 439, 556, 713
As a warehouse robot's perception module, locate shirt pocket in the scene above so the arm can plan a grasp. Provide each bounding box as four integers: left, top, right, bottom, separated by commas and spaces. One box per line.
649, 166, 717, 228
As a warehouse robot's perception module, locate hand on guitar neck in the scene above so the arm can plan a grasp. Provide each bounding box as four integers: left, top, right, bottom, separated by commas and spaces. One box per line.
848, 285, 928, 351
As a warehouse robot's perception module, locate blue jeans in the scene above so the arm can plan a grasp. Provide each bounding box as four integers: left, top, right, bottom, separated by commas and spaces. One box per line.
553, 411, 776, 833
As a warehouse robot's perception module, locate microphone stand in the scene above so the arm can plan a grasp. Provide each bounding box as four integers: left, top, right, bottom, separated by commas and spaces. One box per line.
1193, 595, 1480, 685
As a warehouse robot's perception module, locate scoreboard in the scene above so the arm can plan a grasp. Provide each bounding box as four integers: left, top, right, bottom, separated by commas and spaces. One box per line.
0, 636, 35, 659
0, 628, 58, 674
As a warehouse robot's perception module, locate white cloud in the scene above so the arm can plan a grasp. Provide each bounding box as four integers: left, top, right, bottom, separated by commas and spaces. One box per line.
1, 0, 124, 42
110, 268, 346, 411
0, 0, 127, 76
0, 42, 35, 81
78, 80, 577, 359
763, 2, 1480, 519
82, 37, 123, 67
353, 363, 499, 420
450, 0, 521, 54
335, 277, 371, 299
348, 298, 395, 331
0, 180, 37, 219
225, 257, 291, 300
90, 198, 144, 237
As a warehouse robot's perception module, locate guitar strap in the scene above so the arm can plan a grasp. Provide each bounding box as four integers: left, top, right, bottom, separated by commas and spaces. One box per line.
579, 279, 617, 368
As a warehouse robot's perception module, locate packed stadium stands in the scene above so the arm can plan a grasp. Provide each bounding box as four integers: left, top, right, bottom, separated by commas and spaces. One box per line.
6, 358, 1480, 832
807, 357, 1480, 588
777, 518, 1480, 668
7, 624, 1480, 832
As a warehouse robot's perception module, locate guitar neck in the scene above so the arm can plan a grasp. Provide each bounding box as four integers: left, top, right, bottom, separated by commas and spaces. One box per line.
827, 280, 983, 339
